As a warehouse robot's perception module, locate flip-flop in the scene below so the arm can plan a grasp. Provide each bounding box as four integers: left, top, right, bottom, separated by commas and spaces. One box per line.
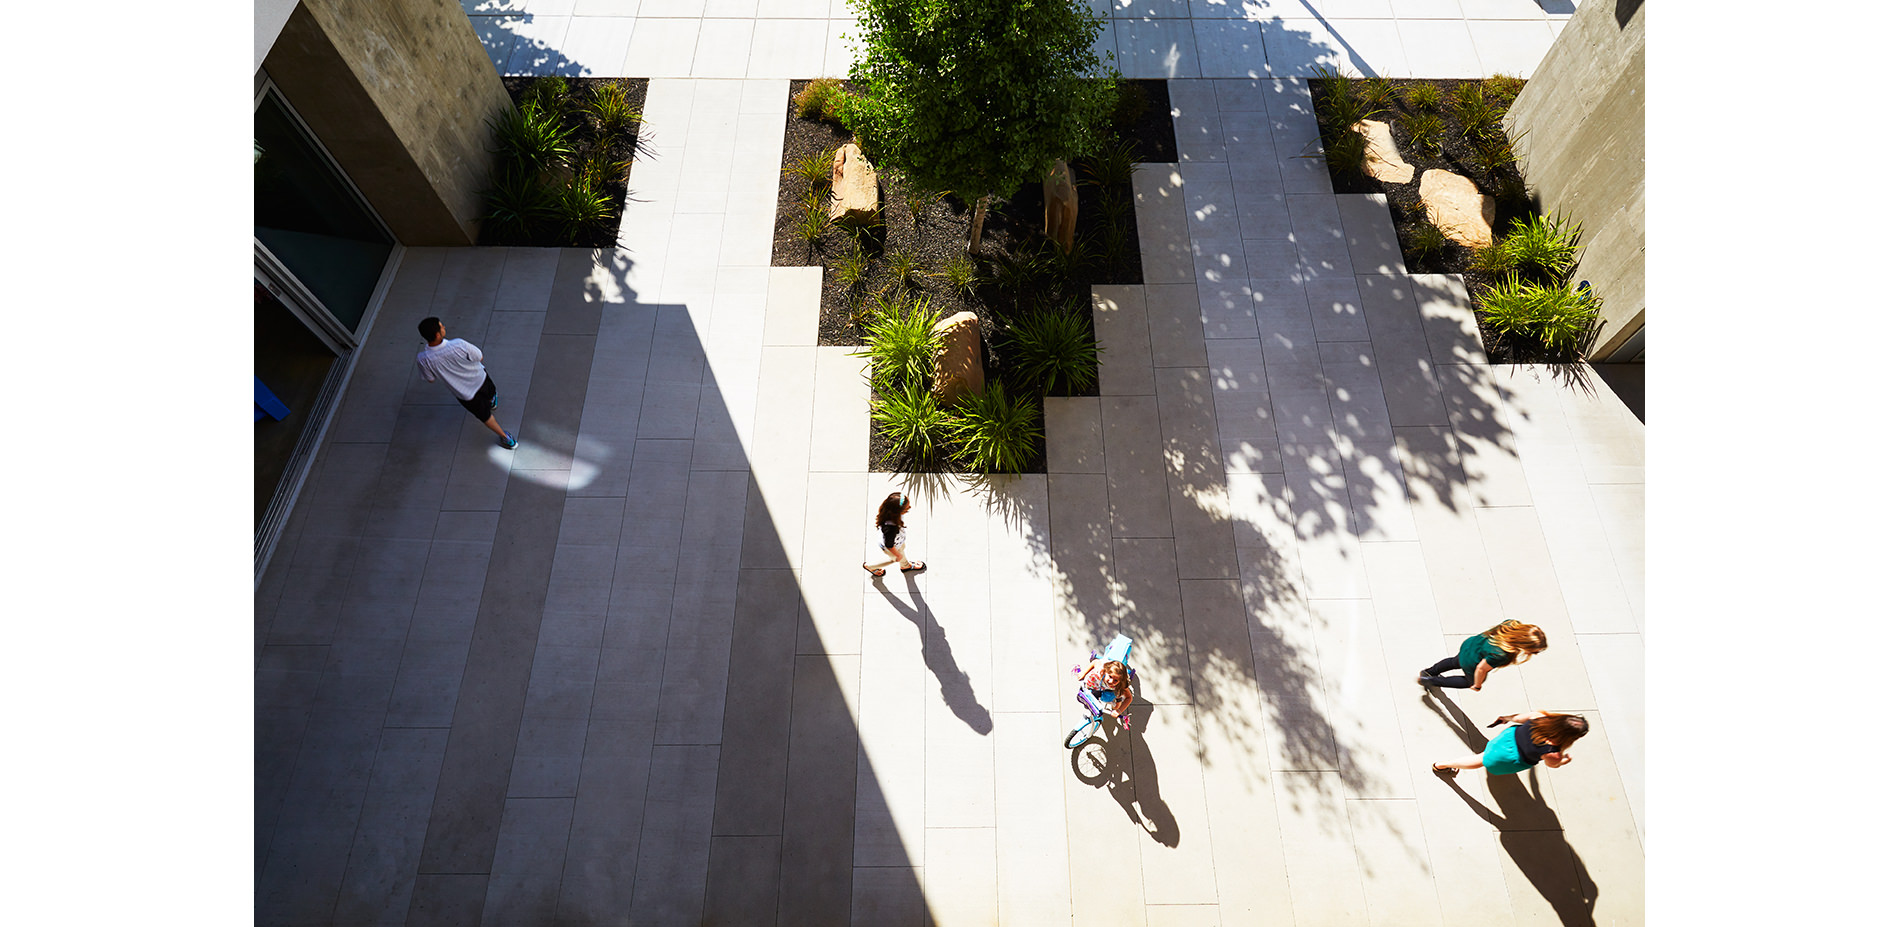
1431, 764, 1456, 776
900, 562, 927, 573
864, 565, 885, 577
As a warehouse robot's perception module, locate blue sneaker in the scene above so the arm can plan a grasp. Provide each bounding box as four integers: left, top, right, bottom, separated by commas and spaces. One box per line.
499, 432, 518, 450
491, 393, 499, 410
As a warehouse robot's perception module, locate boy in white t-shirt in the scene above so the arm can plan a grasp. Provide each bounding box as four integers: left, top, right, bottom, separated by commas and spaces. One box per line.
415, 317, 517, 449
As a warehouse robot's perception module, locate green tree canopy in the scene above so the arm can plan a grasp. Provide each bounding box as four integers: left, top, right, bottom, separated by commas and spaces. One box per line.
844, 0, 1117, 244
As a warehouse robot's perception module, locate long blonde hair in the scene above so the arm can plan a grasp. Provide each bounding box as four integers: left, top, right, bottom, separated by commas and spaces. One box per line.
1483, 620, 1547, 664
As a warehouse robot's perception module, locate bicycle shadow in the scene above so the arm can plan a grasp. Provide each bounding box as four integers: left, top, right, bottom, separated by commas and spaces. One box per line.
1423, 690, 1601, 926
1068, 698, 1180, 848
873, 580, 993, 736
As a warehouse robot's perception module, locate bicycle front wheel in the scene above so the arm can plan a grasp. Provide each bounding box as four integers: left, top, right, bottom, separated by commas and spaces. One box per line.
1064, 717, 1101, 749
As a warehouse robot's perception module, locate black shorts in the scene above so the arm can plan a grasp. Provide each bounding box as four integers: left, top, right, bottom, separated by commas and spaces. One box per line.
457, 375, 498, 422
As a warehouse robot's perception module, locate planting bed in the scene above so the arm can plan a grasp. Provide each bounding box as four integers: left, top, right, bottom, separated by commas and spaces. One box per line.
772, 79, 1177, 472
480, 76, 650, 248
1309, 75, 1592, 364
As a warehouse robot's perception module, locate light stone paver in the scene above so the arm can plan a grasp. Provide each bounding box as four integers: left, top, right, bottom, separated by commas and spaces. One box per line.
262, 7, 1637, 924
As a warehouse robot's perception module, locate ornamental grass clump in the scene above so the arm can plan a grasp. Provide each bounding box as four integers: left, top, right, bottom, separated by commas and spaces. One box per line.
793, 78, 849, 126
852, 294, 943, 394
1474, 272, 1602, 357
872, 378, 954, 465
950, 382, 1043, 474
1500, 212, 1582, 281
997, 301, 1100, 396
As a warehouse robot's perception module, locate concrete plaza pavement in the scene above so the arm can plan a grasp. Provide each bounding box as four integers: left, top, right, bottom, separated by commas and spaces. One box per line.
256, 3, 1643, 924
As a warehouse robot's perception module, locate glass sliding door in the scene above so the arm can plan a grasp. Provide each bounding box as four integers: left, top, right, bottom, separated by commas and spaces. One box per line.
253, 87, 394, 333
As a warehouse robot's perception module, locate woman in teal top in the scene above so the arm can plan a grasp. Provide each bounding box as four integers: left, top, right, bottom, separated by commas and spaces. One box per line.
1433, 710, 1589, 776
1418, 619, 1547, 691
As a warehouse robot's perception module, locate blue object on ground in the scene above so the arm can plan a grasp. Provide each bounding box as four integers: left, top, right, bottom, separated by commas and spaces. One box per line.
255, 375, 291, 422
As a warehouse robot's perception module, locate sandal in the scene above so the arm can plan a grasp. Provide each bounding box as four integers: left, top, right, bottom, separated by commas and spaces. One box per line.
863, 565, 885, 577
900, 562, 927, 573
1431, 764, 1456, 776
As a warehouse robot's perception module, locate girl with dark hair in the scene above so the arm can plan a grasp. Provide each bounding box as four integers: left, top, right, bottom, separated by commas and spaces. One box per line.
862, 492, 925, 578
1418, 619, 1548, 691
1433, 710, 1589, 776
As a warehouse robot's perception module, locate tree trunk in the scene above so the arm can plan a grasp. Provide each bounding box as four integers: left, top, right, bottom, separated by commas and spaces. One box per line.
966, 195, 988, 255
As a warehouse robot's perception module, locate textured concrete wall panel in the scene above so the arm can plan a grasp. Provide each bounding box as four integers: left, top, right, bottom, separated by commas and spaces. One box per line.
1506, 0, 1645, 358
264, 0, 508, 244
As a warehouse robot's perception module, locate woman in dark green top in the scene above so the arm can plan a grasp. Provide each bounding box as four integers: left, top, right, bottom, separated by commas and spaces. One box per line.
1418, 619, 1547, 691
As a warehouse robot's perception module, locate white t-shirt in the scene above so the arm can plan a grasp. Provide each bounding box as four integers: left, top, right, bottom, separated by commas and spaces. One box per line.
416, 338, 487, 400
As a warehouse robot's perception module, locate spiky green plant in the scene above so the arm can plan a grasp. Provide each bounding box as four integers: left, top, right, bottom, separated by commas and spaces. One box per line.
524, 76, 570, 117
786, 147, 835, 190
1482, 73, 1526, 105
949, 382, 1043, 474
576, 144, 631, 189
1078, 139, 1139, 190
481, 169, 557, 244
489, 104, 573, 176
1501, 212, 1582, 280
1447, 83, 1499, 138
987, 243, 1056, 311
1403, 82, 1441, 111
1040, 232, 1101, 283
996, 301, 1100, 396
1468, 240, 1517, 276
851, 294, 942, 394
1395, 111, 1445, 157
1358, 74, 1397, 114
872, 377, 955, 466
1322, 126, 1369, 177
884, 247, 929, 293
941, 254, 978, 298
1475, 272, 1602, 356
1469, 131, 1518, 175
795, 200, 831, 246
586, 82, 639, 136
1403, 223, 1448, 264
550, 177, 615, 245
832, 245, 871, 292
1309, 65, 1373, 134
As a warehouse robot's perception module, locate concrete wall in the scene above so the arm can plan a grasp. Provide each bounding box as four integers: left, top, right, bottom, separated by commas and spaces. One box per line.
261, 0, 510, 245
1504, 0, 1645, 360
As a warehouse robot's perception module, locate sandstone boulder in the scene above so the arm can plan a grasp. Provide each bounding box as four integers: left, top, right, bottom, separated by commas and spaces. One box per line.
1042, 160, 1078, 252
1351, 119, 1414, 184
829, 142, 880, 224
931, 311, 984, 405
1418, 169, 1494, 249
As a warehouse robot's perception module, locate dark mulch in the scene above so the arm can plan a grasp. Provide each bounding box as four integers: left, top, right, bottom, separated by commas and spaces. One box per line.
480, 76, 651, 249
1311, 77, 1579, 365
772, 80, 1175, 473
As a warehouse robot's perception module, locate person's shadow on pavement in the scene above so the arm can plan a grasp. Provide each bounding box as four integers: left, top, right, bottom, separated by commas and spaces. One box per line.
1424, 689, 1600, 926
875, 580, 992, 735
1069, 691, 1179, 847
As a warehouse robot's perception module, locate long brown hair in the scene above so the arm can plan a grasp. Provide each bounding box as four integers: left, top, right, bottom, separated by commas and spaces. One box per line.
875, 492, 908, 527
1527, 713, 1589, 752
1484, 619, 1548, 664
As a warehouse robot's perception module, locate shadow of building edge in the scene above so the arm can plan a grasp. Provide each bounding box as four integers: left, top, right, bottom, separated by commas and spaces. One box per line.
254, 239, 932, 925
577, 246, 933, 926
